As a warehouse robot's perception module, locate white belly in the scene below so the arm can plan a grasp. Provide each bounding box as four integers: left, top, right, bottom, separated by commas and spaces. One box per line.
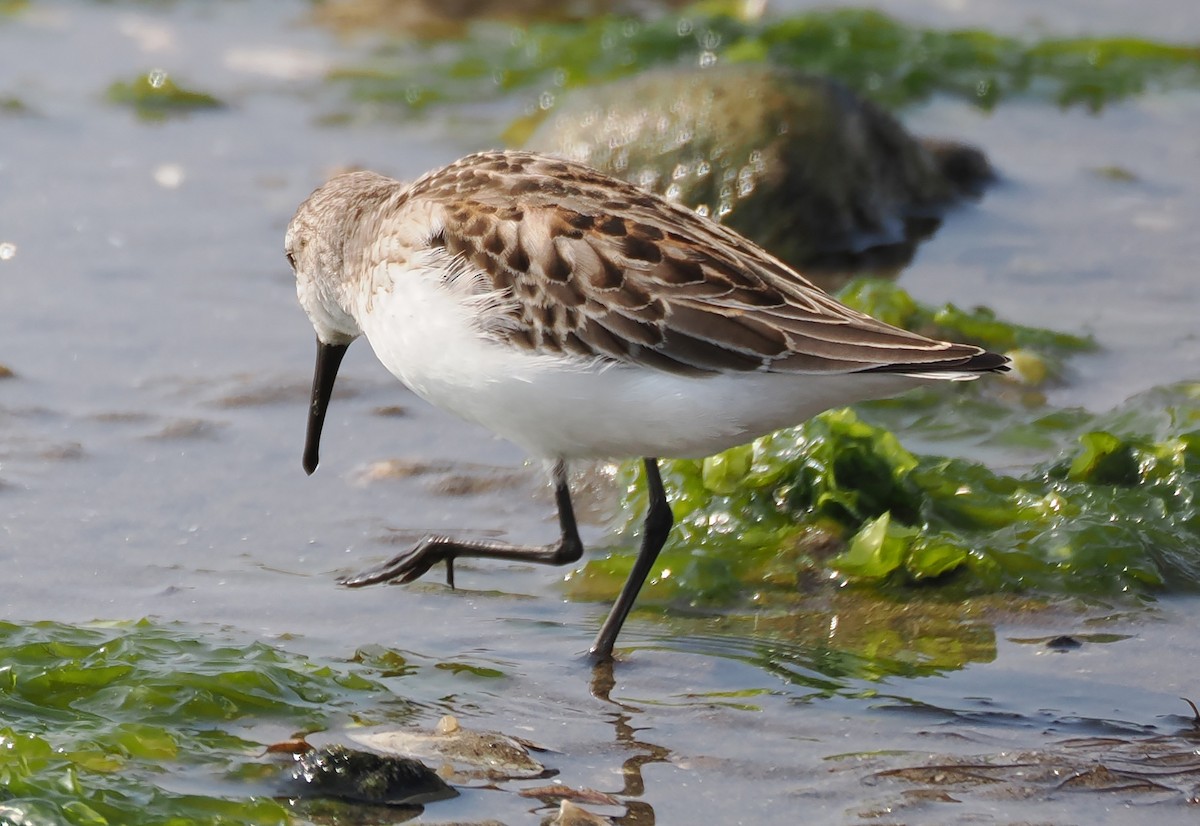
356, 261, 926, 460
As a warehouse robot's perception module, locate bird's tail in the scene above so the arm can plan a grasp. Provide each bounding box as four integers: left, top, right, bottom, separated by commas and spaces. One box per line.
862, 349, 1010, 381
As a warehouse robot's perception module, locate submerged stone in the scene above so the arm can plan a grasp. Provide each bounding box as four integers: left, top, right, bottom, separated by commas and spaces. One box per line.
280, 744, 458, 806
543, 799, 614, 826
523, 65, 991, 287
1044, 635, 1083, 651
352, 714, 550, 782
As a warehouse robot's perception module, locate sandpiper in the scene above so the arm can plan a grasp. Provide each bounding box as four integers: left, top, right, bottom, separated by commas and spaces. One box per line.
287, 150, 1008, 660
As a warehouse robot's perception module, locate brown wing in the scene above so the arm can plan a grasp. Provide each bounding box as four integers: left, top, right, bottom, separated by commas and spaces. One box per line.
410, 151, 1001, 376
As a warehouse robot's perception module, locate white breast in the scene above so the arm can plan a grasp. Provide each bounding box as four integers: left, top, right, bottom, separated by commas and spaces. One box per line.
355, 259, 927, 460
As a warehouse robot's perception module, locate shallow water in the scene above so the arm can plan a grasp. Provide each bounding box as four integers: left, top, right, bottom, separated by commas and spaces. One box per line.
1, 1, 1199, 824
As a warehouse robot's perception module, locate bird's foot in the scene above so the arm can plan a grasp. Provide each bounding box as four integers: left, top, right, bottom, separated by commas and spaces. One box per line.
338, 535, 456, 588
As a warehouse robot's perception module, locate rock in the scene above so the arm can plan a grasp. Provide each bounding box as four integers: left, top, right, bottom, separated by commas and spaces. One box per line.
351, 714, 550, 782
280, 744, 458, 805
1045, 635, 1083, 651
523, 65, 992, 287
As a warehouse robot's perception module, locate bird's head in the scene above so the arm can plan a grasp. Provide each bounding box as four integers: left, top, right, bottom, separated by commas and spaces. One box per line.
285, 171, 398, 475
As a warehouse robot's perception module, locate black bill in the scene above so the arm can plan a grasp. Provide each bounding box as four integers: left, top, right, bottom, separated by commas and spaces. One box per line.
303, 339, 350, 475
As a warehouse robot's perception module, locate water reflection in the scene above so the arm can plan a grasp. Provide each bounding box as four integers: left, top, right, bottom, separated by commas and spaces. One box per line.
589, 659, 669, 825
596, 594, 1003, 698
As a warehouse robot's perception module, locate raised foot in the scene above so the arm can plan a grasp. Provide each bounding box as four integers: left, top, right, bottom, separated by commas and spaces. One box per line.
338, 536, 457, 589
337, 532, 584, 591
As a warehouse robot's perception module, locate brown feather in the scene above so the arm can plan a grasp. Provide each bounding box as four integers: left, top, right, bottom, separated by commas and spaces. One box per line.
393, 151, 1001, 376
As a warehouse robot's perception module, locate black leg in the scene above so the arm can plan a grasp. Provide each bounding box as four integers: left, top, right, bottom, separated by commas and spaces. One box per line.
589, 458, 673, 661
339, 460, 584, 587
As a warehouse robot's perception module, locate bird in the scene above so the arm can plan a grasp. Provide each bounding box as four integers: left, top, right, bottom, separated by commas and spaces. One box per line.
286, 150, 1009, 661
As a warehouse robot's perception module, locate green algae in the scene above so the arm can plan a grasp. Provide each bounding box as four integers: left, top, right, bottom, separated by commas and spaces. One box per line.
575, 382, 1200, 613
837, 278, 1094, 357
837, 277, 1095, 387
0, 624, 551, 823
328, 2, 1200, 116
106, 71, 223, 121
650, 592, 1014, 685
0, 620, 403, 826
0, 621, 551, 824
0, 96, 28, 115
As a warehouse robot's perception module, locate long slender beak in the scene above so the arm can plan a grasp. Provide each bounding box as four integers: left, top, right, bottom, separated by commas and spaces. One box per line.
303, 339, 350, 475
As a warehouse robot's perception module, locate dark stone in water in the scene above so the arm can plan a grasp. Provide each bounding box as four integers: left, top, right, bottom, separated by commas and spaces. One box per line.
280, 744, 458, 806
1045, 635, 1083, 651
523, 66, 992, 288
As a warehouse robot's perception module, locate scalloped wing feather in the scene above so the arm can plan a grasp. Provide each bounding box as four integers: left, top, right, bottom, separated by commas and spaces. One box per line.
396, 151, 1000, 376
